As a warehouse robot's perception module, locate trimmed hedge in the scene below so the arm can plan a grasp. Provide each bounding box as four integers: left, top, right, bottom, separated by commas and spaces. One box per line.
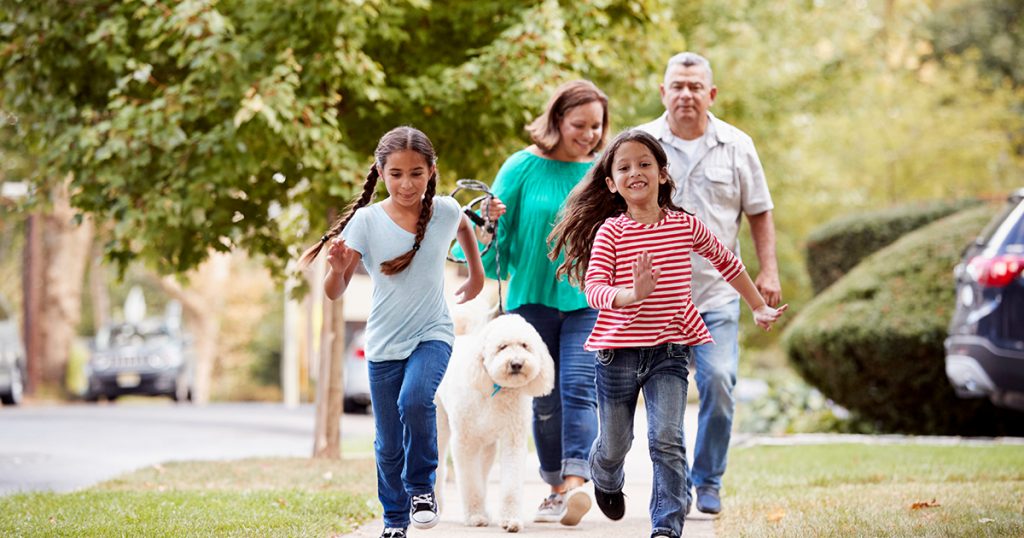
784, 204, 1024, 435
804, 199, 979, 293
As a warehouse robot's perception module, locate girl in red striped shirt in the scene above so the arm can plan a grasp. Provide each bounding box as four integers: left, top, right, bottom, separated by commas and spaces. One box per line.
548, 129, 786, 538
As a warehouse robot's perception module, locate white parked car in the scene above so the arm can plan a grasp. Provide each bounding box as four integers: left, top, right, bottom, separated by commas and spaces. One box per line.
344, 330, 371, 414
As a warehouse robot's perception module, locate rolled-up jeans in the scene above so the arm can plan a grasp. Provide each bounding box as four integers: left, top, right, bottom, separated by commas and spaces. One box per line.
590, 343, 692, 538
368, 340, 451, 528
512, 304, 598, 486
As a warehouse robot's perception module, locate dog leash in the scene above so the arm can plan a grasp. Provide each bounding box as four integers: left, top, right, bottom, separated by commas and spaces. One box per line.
447, 179, 505, 315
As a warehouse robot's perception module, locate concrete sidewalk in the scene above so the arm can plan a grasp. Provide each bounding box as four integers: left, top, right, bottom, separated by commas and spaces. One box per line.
344, 406, 715, 538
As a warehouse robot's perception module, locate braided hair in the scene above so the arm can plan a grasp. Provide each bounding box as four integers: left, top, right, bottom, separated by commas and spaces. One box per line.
298, 126, 438, 275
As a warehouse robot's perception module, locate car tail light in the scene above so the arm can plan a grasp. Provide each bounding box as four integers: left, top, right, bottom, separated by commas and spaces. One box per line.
355, 347, 366, 360
968, 254, 1024, 288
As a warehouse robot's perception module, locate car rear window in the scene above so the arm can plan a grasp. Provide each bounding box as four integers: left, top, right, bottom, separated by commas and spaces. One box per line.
979, 199, 1024, 253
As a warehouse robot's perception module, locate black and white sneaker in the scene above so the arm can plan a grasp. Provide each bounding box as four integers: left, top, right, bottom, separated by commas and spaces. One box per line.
410, 491, 440, 529
379, 527, 406, 538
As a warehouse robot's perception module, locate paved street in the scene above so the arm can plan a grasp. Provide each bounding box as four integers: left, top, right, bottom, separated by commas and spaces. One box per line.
0, 401, 375, 495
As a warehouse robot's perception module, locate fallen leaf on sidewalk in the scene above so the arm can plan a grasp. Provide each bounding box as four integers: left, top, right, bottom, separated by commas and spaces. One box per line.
766, 508, 786, 522
910, 499, 941, 510
276, 497, 288, 508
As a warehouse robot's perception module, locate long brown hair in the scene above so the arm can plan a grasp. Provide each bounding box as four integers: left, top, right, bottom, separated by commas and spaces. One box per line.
548, 129, 681, 287
526, 80, 609, 154
297, 126, 438, 275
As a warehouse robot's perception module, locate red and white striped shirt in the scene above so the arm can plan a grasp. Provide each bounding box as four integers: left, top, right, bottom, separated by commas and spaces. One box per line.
584, 210, 744, 350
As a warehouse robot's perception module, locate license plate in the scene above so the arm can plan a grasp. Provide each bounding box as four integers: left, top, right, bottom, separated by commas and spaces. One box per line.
116, 372, 141, 388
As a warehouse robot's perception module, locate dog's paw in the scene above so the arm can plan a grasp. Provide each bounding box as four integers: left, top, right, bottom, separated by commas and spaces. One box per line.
500, 518, 523, 533
466, 513, 490, 527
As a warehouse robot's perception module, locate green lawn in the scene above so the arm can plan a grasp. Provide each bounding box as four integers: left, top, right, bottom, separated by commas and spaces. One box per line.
719, 443, 1024, 537
0, 457, 380, 537
3, 443, 1022, 537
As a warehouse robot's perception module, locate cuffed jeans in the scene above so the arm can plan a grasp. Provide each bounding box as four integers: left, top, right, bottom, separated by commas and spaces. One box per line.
367, 340, 451, 528
590, 343, 692, 538
512, 304, 598, 486
690, 298, 741, 490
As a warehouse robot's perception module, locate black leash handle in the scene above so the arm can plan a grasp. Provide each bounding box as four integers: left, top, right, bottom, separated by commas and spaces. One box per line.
447, 179, 504, 314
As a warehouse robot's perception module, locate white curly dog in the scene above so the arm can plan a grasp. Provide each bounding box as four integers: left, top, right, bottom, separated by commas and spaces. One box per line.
436, 313, 555, 533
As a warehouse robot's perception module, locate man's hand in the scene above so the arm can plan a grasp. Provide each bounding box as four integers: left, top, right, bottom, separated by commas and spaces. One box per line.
754, 271, 781, 307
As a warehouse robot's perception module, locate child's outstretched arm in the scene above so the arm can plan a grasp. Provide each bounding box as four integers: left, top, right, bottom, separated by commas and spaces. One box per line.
453, 214, 485, 304
324, 238, 362, 301
729, 271, 789, 331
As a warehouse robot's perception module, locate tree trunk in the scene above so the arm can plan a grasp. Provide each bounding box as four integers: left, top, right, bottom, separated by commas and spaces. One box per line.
313, 248, 347, 459
88, 247, 110, 333
157, 251, 231, 405
22, 214, 42, 394
36, 177, 93, 390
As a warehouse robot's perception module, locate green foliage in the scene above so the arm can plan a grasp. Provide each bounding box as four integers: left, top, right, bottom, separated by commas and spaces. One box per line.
0, 0, 677, 278
679, 0, 1024, 311
930, 0, 1024, 87
804, 198, 980, 293
783, 204, 1024, 435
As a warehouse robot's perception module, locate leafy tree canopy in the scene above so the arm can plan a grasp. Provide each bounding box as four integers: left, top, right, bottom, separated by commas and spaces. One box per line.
1, 0, 677, 277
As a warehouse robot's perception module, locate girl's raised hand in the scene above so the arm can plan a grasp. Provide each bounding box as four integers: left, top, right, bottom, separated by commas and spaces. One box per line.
326, 237, 358, 273
632, 251, 660, 302
752, 303, 789, 331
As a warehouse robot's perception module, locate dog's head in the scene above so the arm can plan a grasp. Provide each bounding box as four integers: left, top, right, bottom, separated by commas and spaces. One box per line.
473, 314, 555, 397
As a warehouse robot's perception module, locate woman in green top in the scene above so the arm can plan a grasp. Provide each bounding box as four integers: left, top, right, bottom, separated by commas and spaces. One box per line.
483, 80, 609, 526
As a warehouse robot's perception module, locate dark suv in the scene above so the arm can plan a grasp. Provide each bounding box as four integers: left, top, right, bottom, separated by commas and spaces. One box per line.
86, 315, 194, 402
945, 188, 1024, 411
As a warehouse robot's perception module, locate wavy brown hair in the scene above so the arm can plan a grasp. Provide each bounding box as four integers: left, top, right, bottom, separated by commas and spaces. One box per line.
526, 79, 609, 155
548, 129, 682, 287
297, 126, 438, 275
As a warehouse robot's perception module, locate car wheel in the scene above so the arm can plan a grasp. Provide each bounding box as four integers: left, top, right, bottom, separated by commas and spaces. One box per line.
0, 366, 22, 406
343, 397, 370, 414
171, 373, 191, 403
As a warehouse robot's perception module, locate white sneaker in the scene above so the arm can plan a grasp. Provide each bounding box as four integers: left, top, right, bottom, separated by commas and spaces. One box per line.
560, 487, 592, 526
533, 493, 565, 523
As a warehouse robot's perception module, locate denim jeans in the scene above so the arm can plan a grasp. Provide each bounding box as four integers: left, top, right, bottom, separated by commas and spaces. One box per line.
690, 298, 741, 490
367, 340, 451, 528
512, 304, 598, 486
590, 343, 692, 538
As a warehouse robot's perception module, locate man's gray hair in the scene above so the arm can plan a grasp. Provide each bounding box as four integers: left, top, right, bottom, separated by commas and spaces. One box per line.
665, 52, 713, 84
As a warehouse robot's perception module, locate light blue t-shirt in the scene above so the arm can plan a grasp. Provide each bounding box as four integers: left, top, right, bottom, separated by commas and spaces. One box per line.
342, 196, 462, 362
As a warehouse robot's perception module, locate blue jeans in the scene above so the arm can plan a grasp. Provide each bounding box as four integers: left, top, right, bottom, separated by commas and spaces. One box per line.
512, 304, 598, 486
367, 340, 451, 528
690, 298, 741, 490
590, 343, 692, 538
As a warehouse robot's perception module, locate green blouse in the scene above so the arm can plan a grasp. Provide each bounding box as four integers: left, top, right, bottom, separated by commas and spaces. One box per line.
480, 149, 595, 312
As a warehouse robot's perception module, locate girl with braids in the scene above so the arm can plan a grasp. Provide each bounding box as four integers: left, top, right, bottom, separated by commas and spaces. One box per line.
548, 130, 786, 538
299, 126, 484, 538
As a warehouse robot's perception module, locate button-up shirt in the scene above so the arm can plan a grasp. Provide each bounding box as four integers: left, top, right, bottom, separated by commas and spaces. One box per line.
637, 112, 773, 313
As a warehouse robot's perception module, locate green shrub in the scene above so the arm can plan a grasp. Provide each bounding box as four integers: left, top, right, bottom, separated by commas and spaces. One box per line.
783, 204, 1024, 435
804, 199, 979, 293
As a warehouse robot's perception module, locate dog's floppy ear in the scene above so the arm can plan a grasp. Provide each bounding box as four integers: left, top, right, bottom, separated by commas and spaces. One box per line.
523, 326, 556, 398
467, 333, 495, 394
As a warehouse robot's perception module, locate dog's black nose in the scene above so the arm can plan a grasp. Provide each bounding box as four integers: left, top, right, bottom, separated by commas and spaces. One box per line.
509, 361, 523, 373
